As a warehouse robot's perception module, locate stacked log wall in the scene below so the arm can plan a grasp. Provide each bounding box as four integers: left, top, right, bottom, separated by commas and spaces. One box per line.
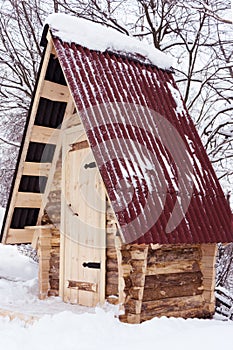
48, 227, 60, 296
120, 243, 217, 323
41, 152, 62, 297
105, 201, 120, 304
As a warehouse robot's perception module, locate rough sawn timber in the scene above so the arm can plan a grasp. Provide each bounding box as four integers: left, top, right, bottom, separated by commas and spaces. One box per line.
119, 243, 217, 323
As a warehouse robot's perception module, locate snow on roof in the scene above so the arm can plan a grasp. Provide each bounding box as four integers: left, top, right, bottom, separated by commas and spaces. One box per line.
46, 13, 173, 70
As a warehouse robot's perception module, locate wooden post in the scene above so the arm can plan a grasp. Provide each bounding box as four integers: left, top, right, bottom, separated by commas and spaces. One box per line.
200, 244, 217, 314
37, 227, 52, 299
119, 245, 148, 324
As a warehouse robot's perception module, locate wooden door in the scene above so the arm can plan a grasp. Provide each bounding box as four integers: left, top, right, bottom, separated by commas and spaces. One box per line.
60, 126, 106, 306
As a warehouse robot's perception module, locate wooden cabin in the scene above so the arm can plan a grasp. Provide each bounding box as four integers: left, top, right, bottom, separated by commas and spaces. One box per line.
1, 14, 232, 323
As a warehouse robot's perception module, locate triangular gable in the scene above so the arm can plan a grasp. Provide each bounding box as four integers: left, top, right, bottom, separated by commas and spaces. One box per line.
1, 15, 232, 245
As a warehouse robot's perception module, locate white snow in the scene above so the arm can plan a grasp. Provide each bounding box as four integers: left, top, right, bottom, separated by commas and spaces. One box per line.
0, 243, 232, 349
167, 82, 186, 117
46, 13, 173, 70
0, 207, 5, 231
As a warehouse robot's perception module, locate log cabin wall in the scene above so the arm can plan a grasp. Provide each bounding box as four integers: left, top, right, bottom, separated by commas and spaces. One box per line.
119, 243, 217, 324
41, 151, 62, 297
105, 200, 120, 304
37, 140, 217, 321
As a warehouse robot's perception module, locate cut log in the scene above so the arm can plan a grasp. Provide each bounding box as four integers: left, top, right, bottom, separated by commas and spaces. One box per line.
144, 271, 203, 289
142, 282, 203, 301
141, 294, 205, 314
146, 260, 200, 275
147, 246, 201, 263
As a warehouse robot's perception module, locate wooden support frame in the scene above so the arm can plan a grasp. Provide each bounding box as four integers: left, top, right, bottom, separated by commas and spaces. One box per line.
36, 96, 76, 227
1, 32, 55, 244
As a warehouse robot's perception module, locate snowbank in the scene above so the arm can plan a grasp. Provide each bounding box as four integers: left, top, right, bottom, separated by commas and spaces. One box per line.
46, 13, 173, 70
0, 308, 233, 350
0, 244, 232, 349
0, 244, 37, 282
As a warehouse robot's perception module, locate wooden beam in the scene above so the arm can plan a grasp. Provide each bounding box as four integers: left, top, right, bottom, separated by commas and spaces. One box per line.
63, 112, 81, 129
23, 162, 51, 177
30, 125, 60, 144
6, 229, 35, 244
15, 192, 42, 208
24, 225, 54, 250
41, 81, 70, 102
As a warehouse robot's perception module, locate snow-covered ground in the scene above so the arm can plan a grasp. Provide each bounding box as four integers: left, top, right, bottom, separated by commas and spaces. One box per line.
0, 244, 232, 350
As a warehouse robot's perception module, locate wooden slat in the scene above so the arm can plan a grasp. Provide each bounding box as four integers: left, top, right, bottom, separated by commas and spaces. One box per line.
6, 229, 35, 244
23, 162, 51, 177
41, 80, 70, 102
30, 125, 60, 144
67, 280, 97, 292
15, 192, 42, 208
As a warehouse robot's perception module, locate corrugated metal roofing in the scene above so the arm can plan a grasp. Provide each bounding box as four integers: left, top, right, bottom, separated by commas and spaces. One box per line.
52, 36, 233, 245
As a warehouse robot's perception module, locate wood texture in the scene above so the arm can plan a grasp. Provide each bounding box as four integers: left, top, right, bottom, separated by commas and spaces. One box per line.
60, 125, 106, 307
200, 244, 217, 312
70, 140, 89, 151
38, 227, 52, 300
15, 192, 42, 208
67, 280, 97, 292
41, 80, 70, 102
6, 229, 35, 244
1, 34, 55, 244
30, 125, 60, 144
23, 162, 51, 177
119, 243, 216, 324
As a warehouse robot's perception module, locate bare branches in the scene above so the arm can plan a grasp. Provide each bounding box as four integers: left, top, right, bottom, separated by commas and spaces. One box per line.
0, 0, 232, 206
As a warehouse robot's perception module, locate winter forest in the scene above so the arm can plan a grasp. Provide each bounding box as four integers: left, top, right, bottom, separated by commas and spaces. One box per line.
0, 0, 232, 210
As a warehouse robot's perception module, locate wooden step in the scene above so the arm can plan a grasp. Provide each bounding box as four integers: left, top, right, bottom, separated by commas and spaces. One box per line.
30, 125, 60, 144
41, 80, 69, 102
6, 228, 35, 244
23, 162, 51, 177
15, 192, 42, 208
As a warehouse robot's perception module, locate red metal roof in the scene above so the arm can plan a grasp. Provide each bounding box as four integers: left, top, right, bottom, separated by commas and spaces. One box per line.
52, 36, 233, 245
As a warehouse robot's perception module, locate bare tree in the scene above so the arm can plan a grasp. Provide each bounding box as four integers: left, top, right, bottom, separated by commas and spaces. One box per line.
0, 0, 232, 207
